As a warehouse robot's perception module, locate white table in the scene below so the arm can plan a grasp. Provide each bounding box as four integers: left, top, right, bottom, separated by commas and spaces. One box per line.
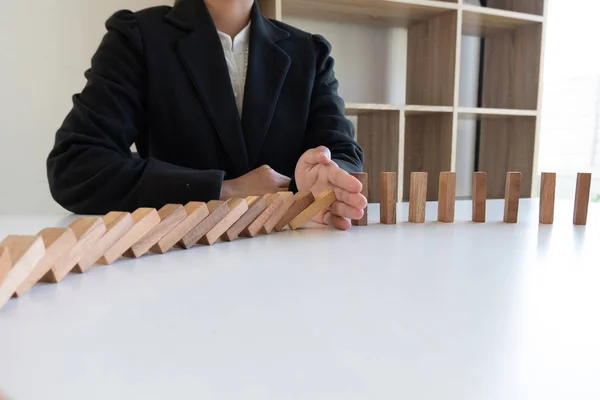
1, 199, 599, 400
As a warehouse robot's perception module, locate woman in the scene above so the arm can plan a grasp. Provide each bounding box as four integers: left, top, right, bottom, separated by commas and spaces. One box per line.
46, 0, 366, 230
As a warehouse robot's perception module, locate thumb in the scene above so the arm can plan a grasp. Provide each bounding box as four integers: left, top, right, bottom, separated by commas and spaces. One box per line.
301, 146, 331, 166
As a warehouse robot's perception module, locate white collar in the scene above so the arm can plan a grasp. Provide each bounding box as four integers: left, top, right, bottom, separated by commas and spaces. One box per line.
217, 22, 251, 53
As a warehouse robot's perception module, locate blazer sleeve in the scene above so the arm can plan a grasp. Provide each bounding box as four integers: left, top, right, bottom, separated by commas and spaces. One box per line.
46, 10, 224, 215
303, 34, 364, 174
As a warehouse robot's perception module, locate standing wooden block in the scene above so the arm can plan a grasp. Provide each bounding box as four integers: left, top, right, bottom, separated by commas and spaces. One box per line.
289, 190, 337, 230
124, 204, 186, 258
178, 201, 230, 249
262, 192, 295, 234
351, 172, 368, 226
223, 196, 267, 242
77, 212, 133, 270
274, 191, 315, 232
408, 172, 428, 223
472, 172, 487, 223
200, 199, 248, 245
152, 202, 209, 254
503, 172, 521, 223
241, 192, 290, 238
380, 172, 397, 224
0, 236, 45, 309
69, 217, 107, 274
437, 172, 456, 223
99, 208, 160, 265
32, 228, 79, 287
573, 172, 592, 226
539, 172, 556, 224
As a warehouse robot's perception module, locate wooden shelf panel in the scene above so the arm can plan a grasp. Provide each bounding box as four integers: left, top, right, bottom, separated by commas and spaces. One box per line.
281, 0, 458, 27
457, 107, 538, 118
345, 103, 402, 115
462, 5, 544, 36
404, 105, 453, 115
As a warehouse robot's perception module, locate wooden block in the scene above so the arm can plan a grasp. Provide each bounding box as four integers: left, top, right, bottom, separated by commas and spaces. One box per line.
223, 196, 268, 242
99, 208, 160, 265
69, 217, 107, 274
539, 172, 556, 225
274, 191, 316, 232
0, 246, 12, 286
262, 191, 296, 234
241, 193, 290, 238
289, 190, 337, 230
124, 204, 186, 258
351, 172, 368, 226
0, 236, 45, 309
77, 212, 133, 270
574, 172, 592, 226
438, 172, 456, 223
177, 201, 230, 249
472, 172, 487, 223
151, 202, 209, 254
408, 172, 428, 223
380, 172, 397, 224
32, 228, 79, 287
200, 199, 248, 245
503, 172, 521, 223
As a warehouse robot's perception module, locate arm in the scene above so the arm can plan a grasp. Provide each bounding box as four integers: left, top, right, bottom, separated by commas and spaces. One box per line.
46, 10, 224, 215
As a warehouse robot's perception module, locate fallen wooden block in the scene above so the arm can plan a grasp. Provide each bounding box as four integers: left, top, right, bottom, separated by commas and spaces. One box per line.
99, 208, 160, 265
409, 172, 427, 223
503, 172, 521, 223
124, 204, 186, 258
351, 172, 368, 226
30, 228, 78, 287
539, 172, 556, 225
380, 172, 397, 224
200, 199, 248, 245
178, 201, 230, 249
0, 235, 45, 309
574, 172, 592, 226
69, 217, 107, 274
438, 172, 456, 223
472, 172, 487, 223
289, 190, 337, 230
223, 196, 267, 242
262, 191, 295, 234
241, 193, 289, 238
151, 202, 209, 254
274, 191, 316, 232
77, 212, 133, 270
0, 247, 12, 288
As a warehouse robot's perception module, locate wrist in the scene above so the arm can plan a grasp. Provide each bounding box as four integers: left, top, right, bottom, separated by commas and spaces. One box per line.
220, 180, 236, 200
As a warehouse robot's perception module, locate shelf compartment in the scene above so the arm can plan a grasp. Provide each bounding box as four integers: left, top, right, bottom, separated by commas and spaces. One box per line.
280, 0, 459, 27
475, 0, 544, 16
354, 108, 402, 202
462, 5, 544, 36
477, 116, 537, 199
403, 113, 453, 201
457, 107, 538, 118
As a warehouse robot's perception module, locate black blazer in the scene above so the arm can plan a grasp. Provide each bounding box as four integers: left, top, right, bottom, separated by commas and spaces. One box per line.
46, 0, 364, 215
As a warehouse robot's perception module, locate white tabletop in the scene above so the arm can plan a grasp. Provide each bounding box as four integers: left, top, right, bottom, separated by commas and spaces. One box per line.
0, 199, 599, 400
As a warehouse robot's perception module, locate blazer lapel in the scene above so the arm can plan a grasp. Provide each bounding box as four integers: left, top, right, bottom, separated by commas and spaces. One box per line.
241, 4, 291, 168
168, 0, 250, 175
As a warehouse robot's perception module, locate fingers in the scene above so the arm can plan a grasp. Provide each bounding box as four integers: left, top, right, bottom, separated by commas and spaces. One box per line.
301, 146, 332, 166
323, 211, 351, 231
330, 200, 364, 221
326, 166, 362, 193
333, 187, 368, 210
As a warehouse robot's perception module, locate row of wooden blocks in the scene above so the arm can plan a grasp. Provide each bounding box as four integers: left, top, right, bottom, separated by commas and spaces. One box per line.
353, 171, 593, 226
0, 190, 338, 310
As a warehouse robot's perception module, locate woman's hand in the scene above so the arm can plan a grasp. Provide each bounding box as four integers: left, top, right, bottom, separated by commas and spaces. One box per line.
295, 146, 367, 230
221, 165, 290, 199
